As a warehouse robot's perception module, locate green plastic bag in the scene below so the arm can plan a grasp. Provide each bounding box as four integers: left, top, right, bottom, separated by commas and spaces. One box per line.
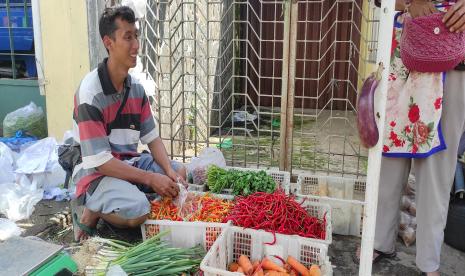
3, 102, 47, 138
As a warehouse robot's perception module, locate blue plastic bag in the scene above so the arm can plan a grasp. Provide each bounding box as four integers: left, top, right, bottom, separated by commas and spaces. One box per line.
0, 131, 37, 152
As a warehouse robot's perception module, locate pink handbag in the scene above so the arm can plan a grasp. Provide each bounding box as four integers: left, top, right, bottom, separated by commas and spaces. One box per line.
400, 12, 465, 72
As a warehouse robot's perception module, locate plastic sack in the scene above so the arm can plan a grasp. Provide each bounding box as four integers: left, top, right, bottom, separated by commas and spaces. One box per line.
187, 147, 226, 185
15, 137, 57, 174
0, 142, 16, 184
30, 161, 67, 191
0, 218, 23, 241
399, 227, 416, 247
121, 0, 146, 18
3, 102, 47, 138
0, 176, 43, 221
0, 141, 15, 165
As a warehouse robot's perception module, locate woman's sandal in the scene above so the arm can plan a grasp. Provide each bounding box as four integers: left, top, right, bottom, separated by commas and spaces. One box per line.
353, 249, 396, 264
372, 249, 396, 263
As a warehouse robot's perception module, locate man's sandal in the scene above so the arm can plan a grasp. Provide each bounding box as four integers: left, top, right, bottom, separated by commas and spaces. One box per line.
72, 211, 97, 242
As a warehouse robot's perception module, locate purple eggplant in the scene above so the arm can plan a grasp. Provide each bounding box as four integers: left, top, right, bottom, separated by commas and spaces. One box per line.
357, 65, 383, 148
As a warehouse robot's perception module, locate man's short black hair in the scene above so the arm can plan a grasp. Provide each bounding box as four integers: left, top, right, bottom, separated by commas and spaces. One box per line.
99, 6, 136, 39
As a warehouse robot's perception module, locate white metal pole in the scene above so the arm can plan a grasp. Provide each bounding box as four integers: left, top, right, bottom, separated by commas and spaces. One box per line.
31, 0, 46, 96
359, 1, 395, 275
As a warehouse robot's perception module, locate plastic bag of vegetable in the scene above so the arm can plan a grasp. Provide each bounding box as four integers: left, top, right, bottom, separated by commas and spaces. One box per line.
186, 147, 226, 185
399, 210, 414, 231
404, 174, 416, 196
401, 195, 414, 212
399, 226, 416, 247
3, 102, 47, 138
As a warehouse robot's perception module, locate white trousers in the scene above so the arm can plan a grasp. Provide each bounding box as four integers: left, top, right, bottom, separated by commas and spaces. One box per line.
374, 70, 465, 272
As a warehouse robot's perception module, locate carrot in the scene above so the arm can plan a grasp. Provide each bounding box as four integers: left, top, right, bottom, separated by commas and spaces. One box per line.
238, 255, 253, 275
252, 260, 260, 271
309, 264, 321, 276
229, 262, 240, 272
264, 271, 290, 276
252, 268, 264, 276
286, 256, 310, 276
262, 258, 287, 273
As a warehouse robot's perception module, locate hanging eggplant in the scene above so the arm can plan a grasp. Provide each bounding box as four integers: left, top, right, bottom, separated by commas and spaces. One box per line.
357, 64, 384, 148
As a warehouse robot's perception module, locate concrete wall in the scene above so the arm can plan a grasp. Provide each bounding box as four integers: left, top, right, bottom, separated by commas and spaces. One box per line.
39, 0, 90, 140
86, 0, 108, 70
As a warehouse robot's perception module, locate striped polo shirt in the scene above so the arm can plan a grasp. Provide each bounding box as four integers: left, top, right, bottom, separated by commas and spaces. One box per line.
72, 58, 158, 197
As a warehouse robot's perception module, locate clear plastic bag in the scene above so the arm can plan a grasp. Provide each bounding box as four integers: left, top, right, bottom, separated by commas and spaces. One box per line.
401, 195, 414, 212
173, 182, 189, 210
404, 174, 416, 196
411, 216, 417, 229
186, 148, 226, 185
399, 227, 416, 247
3, 102, 47, 138
173, 181, 200, 220
191, 166, 207, 185
399, 211, 414, 231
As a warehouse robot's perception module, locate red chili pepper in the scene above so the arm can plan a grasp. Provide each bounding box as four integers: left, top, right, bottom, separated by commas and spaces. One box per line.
264, 231, 277, 245
225, 189, 326, 239
271, 255, 286, 266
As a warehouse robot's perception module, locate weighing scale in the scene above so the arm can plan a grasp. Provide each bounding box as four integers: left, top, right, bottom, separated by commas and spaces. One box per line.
0, 236, 77, 276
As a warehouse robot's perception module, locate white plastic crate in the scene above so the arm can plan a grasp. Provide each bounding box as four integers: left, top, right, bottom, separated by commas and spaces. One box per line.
296, 174, 366, 237
142, 192, 233, 250
299, 200, 332, 245
141, 220, 230, 252
201, 226, 333, 276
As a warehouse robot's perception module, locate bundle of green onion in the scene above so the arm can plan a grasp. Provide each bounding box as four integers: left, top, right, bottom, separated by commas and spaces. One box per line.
86, 230, 204, 275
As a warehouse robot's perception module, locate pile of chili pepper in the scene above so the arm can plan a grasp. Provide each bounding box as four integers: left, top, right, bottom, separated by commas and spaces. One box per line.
224, 190, 326, 240
149, 198, 183, 221
190, 194, 233, 222
149, 194, 233, 223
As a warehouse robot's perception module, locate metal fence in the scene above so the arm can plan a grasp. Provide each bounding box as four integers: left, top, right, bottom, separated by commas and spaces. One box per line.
0, 0, 36, 79
140, 0, 381, 178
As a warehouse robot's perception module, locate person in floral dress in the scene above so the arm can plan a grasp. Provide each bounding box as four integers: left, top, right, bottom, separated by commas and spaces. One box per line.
356, 1, 465, 275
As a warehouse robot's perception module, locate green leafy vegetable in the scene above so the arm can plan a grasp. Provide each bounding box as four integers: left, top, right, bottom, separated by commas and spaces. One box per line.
206, 165, 276, 196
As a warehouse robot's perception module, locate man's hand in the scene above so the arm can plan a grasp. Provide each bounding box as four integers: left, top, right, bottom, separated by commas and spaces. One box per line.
167, 169, 188, 188
408, 0, 438, 18
443, 0, 465, 33
147, 173, 179, 198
